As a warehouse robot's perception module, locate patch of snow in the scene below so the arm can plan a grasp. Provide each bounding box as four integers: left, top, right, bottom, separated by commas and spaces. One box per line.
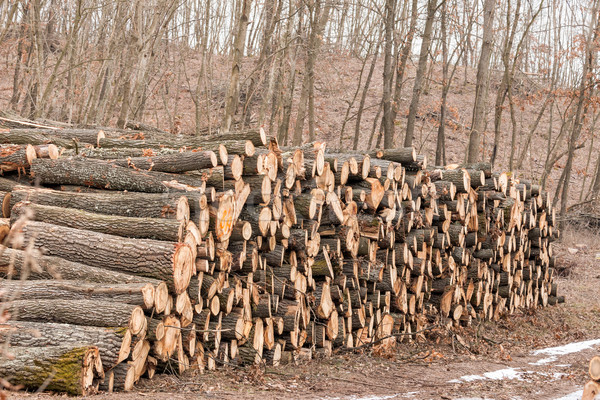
482, 368, 523, 380
532, 339, 600, 356
449, 374, 485, 383
530, 339, 600, 365
401, 393, 419, 398
450, 367, 524, 383
450, 367, 569, 384
530, 356, 557, 365
536, 371, 567, 380
553, 390, 583, 400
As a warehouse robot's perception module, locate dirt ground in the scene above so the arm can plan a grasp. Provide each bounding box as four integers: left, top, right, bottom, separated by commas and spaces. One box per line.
5, 225, 600, 400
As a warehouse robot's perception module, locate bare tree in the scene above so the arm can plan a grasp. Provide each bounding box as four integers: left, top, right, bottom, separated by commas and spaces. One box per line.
390, 0, 419, 134
381, 0, 397, 149
404, 0, 438, 147
292, 0, 331, 146
222, 0, 253, 132
555, 0, 600, 222
466, 0, 495, 163
436, 0, 471, 165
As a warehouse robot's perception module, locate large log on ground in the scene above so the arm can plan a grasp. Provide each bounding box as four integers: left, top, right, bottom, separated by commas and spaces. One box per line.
0, 344, 104, 395
0, 247, 162, 285
11, 201, 185, 241
0, 321, 128, 370
111, 150, 218, 173
15, 221, 194, 294
8, 186, 191, 220
31, 158, 205, 192
0, 279, 155, 309
4, 299, 140, 328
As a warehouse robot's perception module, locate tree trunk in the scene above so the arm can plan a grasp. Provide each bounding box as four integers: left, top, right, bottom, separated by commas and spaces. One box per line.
222, 0, 253, 132
277, 1, 301, 145
390, 0, 418, 130
558, 1, 600, 222
381, 0, 396, 149
436, 2, 449, 166
404, 0, 437, 147
292, 0, 331, 146
467, 0, 496, 163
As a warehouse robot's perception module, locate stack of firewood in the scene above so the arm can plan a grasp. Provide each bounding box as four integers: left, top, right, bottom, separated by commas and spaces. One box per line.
0, 126, 562, 395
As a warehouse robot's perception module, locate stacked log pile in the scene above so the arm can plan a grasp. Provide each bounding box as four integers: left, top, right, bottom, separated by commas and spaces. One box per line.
0, 126, 562, 395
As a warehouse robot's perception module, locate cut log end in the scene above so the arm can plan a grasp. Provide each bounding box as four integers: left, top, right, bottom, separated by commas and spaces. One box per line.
154, 282, 169, 313
259, 127, 267, 146
128, 306, 147, 336
590, 356, 600, 381
219, 144, 228, 165
48, 144, 60, 160
216, 193, 236, 242
230, 155, 243, 181
245, 140, 256, 157
173, 244, 194, 295
176, 196, 190, 223
240, 221, 252, 241
25, 144, 37, 165
208, 150, 218, 167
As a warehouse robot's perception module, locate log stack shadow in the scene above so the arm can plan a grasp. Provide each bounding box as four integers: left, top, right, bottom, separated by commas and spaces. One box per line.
0, 127, 562, 394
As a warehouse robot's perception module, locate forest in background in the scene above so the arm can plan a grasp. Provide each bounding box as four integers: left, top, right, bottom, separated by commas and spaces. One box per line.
0, 0, 598, 221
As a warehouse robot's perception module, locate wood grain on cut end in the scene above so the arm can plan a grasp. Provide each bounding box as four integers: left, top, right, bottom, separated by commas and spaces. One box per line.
590, 356, 600, 381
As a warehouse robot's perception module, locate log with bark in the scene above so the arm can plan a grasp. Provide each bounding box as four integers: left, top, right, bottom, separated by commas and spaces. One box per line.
8, 186, 192, 220
15, 221, 194, 294
0, 344, 104, 395
0, 247, 162, 285
110, 150, 218, 173
31, 158, 205, 193
0, 321, 129, 370
0, 279, 156, 309
11, 201, 186, 241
